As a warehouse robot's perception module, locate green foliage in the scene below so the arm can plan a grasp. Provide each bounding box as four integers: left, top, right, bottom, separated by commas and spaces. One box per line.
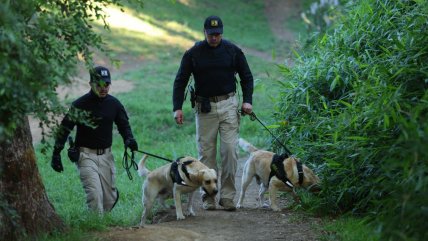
0, 0, 143, 143
301, 0, 342, 33
274, 0, 428, 240
321, 216, 380, 241
1, 0, 143, 239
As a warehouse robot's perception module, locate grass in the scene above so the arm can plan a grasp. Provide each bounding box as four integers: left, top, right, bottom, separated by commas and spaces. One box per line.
320, 216, 380, 241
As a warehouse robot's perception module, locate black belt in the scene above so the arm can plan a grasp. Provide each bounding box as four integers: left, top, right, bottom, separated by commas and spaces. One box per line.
196, 92, 235, 103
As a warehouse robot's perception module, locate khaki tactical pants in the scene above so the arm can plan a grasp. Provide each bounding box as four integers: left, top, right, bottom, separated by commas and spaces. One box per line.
196, 95, 240, 200
77, 149, 118, 213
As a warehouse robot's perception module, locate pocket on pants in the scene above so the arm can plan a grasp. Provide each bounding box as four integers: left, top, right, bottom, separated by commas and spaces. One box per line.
109, 153, 117, 190
224, 105, 240, 130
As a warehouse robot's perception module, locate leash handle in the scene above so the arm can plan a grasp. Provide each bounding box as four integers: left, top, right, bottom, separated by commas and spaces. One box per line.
241, 110, 293, 156
122, 147, 139, 180
122, 147, 175, 180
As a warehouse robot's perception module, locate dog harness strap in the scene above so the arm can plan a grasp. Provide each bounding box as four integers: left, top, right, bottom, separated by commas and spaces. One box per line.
170, 158, 192, 186
181, 160, 194, 181
296, 160, 304, 185
269, 154, 294, 189
170, 161, 183, 185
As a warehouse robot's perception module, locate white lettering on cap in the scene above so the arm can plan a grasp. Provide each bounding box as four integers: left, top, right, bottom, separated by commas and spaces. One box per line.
101, 70, 109, 76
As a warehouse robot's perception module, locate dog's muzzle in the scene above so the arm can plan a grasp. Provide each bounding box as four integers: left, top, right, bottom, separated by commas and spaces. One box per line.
203, 187, 218, 196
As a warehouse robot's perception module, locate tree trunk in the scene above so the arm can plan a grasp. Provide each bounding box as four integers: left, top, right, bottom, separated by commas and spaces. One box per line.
0, 117, 65, 240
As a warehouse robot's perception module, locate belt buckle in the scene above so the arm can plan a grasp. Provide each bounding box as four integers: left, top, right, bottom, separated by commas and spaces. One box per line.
97, 149, 105, 155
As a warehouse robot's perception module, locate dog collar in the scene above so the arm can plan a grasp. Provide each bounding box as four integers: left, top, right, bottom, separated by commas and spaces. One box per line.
269, 153, 294, 189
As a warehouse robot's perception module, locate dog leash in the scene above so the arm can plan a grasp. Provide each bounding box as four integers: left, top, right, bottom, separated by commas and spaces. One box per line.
122, 148, 175, 180
134, 150, 174, 163
123, 147, 139, 180
240, 110, 293, 156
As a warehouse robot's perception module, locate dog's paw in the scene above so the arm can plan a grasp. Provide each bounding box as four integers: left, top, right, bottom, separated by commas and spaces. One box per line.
186, 210, 195, 217
236, 203, 243, 209
176, 214, 186, 220
166, 204, 175, 210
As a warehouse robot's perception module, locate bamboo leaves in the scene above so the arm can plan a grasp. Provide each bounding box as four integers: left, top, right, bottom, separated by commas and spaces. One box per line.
274, 0, 428, 240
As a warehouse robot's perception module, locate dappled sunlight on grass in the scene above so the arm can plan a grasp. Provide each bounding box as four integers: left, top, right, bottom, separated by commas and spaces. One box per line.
104, 7, 163, 37
102, 6, 201, 50
177, 0, 192, 6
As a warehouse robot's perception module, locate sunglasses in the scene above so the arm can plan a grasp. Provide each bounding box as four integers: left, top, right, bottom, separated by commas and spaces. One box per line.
92, 81, 111, 88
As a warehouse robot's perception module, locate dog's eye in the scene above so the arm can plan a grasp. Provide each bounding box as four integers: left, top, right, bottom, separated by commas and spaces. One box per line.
214, 179, 218, 184
204, 180, 211, 185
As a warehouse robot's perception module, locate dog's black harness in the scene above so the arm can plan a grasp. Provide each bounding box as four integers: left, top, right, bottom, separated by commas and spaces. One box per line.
170, 158, 194, 186
269, 153, 304, 189
297, 160, 304, 185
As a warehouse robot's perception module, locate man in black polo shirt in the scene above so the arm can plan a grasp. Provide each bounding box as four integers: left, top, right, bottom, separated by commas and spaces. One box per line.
172, 16, 254, 211
51, 66, 138, 213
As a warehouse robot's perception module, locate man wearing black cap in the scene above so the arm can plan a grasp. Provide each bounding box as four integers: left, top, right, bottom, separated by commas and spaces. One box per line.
51, 66, 138, 213
172, 16, 254, 211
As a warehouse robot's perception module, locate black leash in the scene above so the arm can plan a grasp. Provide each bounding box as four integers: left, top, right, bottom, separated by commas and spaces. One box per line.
240, 110, 292, 156
122, 147, 139, 180
122, 148, 174, 181
134, 150, 174, 163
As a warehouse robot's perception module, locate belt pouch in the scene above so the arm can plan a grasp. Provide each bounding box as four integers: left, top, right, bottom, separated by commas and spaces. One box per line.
200, 97, 211, 113
68, 147, 80, 163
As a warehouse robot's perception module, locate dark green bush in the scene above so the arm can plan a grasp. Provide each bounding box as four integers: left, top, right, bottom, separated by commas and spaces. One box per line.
274, 0, 427, 240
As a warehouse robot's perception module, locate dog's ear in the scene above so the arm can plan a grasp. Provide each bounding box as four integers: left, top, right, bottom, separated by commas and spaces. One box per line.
280, 153, 289, 160
196, 169, 215, 180
188, 169, 204, 184
302, 165, 321, 186
204, 169, 217, 178
187, 169, 202, 182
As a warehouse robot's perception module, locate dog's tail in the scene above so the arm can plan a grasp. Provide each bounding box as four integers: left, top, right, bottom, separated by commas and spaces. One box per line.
137, 155, 150, 177
238, 138, 259, 153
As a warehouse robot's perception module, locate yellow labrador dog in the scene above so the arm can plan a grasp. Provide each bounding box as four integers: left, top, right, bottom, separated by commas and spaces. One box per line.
138, 155, 218, 225
236, 138, 320, 211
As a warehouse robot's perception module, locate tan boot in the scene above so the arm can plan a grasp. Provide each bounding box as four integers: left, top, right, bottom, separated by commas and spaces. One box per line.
219, 198, 236, 211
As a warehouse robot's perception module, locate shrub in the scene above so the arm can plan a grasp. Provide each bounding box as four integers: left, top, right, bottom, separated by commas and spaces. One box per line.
274, 0, 428, 240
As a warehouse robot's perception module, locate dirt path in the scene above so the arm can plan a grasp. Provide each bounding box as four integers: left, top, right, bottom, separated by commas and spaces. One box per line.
101, 156, 321, 241
265, 0, 301, 43
241, 0, 301, 65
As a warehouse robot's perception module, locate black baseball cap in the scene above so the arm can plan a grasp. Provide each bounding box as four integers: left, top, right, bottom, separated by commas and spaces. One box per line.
204, 15, 223, 35
90, 66, 111, 83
